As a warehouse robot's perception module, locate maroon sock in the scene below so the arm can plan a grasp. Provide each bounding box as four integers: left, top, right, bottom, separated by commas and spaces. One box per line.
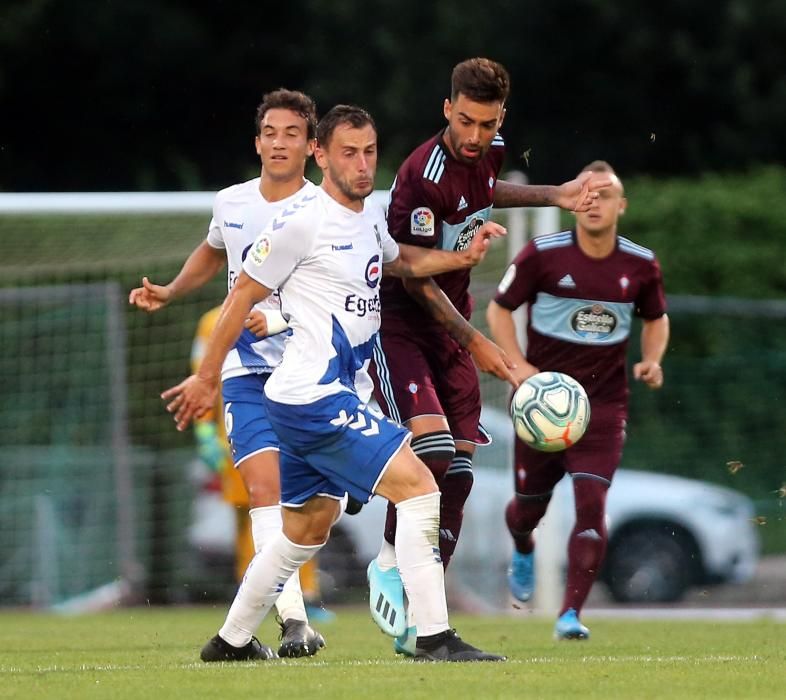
383, 431, 454, 546
561, 477, 609, 615
438, 451, 474, 568
383, 500, 398, 546
505, 492, 552, 554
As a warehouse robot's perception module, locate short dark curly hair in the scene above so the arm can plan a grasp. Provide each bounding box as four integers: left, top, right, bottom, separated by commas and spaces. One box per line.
255, 89, 317, 140
451, 58, 510, 104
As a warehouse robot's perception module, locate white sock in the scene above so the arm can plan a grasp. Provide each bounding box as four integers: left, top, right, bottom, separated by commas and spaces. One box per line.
406, 599, 416, 630
249, 506, 307, 623
250, 506, 281, 553
219, 532, 323, 647
395, 492, 449, 638
376, 537, 398, 571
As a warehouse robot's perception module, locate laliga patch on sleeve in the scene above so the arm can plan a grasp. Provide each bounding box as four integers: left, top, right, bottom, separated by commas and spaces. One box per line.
497, 263, 517, 294
250, 235, 272, 265
410, 207, 435, 236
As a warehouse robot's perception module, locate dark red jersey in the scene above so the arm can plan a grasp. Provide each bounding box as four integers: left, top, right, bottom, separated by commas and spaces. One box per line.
381, 129, 505, 325
494, 230, 667, 404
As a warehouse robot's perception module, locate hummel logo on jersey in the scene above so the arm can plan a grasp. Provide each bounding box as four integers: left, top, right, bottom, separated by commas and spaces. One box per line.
224, 221, 244, 230
558, 274, 577, 288
457, 195, 468, 211
332, 243, 353, 251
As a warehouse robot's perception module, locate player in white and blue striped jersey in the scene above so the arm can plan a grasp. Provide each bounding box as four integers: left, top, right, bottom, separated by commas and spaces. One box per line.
163, 105, 507, 662
130, 89, 327, 660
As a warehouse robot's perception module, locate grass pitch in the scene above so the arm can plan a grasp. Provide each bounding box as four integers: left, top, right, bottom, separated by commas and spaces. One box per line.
0, 606, 783, 699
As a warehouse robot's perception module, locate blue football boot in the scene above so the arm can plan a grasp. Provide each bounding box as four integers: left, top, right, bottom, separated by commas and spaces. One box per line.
367, 559, 406, 637
507, 551, 535, 602
393, 625, 417, 657
554, 608, 590, 640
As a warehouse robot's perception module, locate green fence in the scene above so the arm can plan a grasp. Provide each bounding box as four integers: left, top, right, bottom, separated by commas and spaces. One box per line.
0, 197, 784, 608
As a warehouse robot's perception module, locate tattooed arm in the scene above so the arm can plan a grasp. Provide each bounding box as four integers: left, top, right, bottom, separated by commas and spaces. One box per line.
401, 276, 516, 386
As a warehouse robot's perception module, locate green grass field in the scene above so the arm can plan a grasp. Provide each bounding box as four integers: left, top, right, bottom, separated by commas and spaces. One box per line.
1, 607, 783, 699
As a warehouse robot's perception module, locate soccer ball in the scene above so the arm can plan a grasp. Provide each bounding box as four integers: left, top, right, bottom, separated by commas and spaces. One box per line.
510, 371, 591, 452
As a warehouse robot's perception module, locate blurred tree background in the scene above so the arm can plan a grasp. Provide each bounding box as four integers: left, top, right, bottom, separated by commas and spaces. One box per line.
2, 0, 785, 191
1, 0, 785, 603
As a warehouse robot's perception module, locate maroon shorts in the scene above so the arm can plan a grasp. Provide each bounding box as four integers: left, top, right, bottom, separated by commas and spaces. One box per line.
513, 401, 626, 495
370, 322, 489, 445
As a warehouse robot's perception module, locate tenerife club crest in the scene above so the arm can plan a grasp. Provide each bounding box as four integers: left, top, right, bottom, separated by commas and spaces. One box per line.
365, 254, 381, 289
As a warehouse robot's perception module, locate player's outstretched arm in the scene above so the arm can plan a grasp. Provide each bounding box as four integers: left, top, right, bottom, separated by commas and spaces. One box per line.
400, 277, 518, 386
385, 221, 506, 278
161, 273, 274, 431
493, 171, 612, 212
633, 314, 669, 389
486, 300, 540, 386
129, 241, 225, 312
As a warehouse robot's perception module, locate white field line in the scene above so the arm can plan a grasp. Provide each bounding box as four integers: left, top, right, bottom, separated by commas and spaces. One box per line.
581, 607, 786, 622
0, 654, 768, 674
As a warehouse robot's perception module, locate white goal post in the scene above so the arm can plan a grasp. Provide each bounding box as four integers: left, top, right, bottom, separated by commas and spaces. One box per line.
0, 186, 562, 613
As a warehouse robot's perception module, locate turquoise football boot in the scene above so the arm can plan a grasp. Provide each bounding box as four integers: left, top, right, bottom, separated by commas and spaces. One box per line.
393, 625, 417, 657
507, 551, 535, 602
554, 608, 590, 640
367, 559, 406, 637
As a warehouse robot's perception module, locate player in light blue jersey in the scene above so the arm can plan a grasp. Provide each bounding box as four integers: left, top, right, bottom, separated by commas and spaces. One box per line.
130, 89, 329, 660
163, 105, 507, 662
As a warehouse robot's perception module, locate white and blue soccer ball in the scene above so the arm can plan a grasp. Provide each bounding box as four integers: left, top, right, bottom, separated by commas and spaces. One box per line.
510, 371, 591, 452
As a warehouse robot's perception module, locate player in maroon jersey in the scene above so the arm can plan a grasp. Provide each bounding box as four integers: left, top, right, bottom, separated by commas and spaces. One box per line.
366, 57, 612, 653
486, 161, 670, 640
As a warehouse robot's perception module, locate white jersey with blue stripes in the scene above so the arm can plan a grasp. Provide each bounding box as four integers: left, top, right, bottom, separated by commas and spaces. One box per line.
206, 177, 316, 381
242, 186, 399, 405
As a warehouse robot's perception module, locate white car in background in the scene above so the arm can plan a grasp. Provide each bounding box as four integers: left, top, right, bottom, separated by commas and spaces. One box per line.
340, 407, 760, 605
188, 407, 760, 605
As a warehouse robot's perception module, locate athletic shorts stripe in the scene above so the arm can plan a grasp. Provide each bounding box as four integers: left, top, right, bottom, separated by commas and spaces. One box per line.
372, 335, 402, 423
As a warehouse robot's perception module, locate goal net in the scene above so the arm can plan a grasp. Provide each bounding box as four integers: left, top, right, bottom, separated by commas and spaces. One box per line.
1, 190, 780, 613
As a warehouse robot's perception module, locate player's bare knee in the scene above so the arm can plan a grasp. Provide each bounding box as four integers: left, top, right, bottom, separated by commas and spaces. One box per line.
376, 451, 438, 503
245, 481, 280, 509
281, 497, 339, 545
403, 468, 439, 500
238, 455, 281, 508
282, 513, 332, 546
